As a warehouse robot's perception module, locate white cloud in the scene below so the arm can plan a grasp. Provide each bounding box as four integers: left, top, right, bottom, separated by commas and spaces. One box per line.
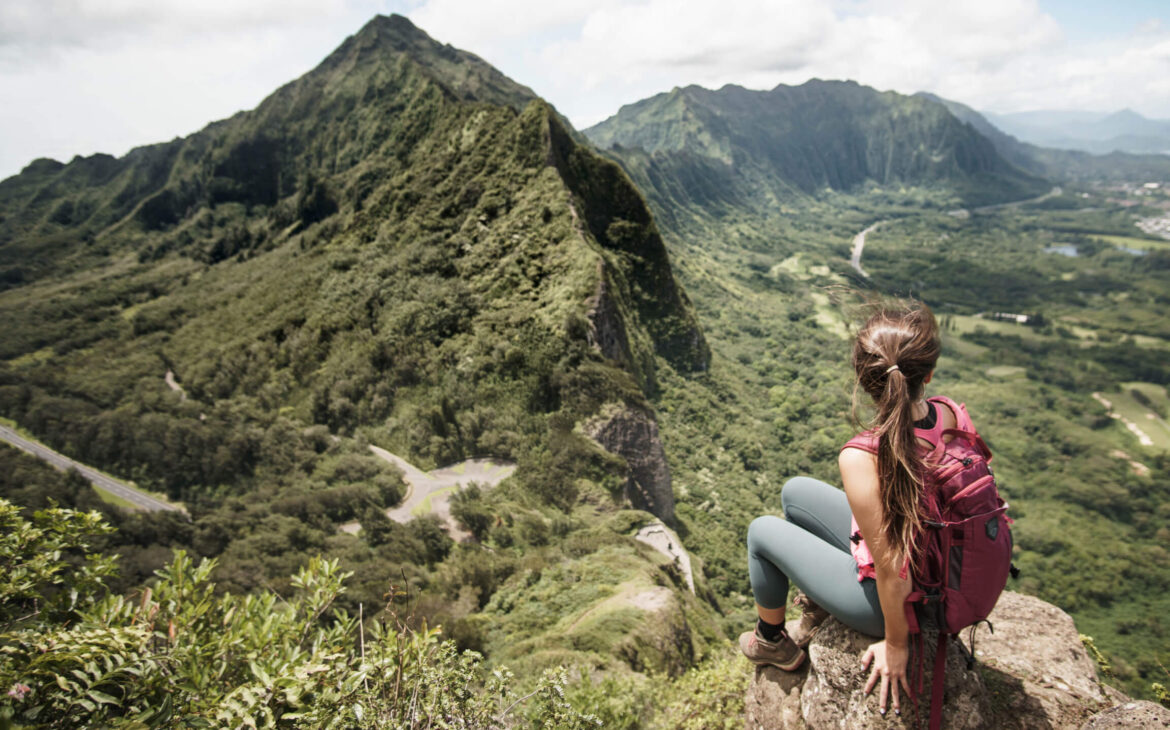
0, 0, 354, 54
0, 1, 1168, 180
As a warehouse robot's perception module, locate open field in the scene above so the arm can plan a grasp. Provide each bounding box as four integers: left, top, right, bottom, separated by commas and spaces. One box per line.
1113, 384, 1170, 451
1092, 234, 1170, 252
986, 365, 1027, 378
948, 314, 1051, 341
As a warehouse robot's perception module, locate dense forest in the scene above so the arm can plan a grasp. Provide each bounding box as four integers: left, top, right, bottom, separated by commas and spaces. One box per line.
2, 12, 1169, 728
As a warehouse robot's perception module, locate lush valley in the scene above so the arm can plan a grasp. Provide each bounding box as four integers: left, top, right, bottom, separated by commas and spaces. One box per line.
589, 85, 1170, 699
2, 12, 1169, 728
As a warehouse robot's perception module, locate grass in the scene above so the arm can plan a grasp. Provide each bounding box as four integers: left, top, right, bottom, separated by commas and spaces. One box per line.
94, 487, 142, 511
1092, 234, 1170, 252
412, 485, 458, 516
947, 314, 1050, 342
986, 366, 1026, 378
1109, 386, 1170, 451
6, 347, 54, 367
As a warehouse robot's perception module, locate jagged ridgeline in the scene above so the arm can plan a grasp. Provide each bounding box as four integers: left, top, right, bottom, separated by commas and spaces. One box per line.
0, 14, 708, 507
0, 13, 730, 691
585, 80, 1048, 220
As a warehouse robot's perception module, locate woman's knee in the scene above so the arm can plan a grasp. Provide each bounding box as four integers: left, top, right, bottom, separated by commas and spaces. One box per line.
747, 514, 784, 551
781, 476, 824, 517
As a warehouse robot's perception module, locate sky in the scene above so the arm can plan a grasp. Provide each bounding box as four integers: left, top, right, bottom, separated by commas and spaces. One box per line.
1, 0, 1168, 180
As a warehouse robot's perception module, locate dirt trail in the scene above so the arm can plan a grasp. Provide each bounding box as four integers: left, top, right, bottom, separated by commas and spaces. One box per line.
164, 370, 187, 400
635, 520, 695, 593
1092, 392, 1155, 447
338, 446, 516, 541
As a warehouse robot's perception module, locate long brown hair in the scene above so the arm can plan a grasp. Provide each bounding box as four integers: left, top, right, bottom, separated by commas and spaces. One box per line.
851, 301, 940, 568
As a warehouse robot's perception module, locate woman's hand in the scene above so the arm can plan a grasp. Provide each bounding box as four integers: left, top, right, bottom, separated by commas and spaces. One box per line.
862, 639, 912, 716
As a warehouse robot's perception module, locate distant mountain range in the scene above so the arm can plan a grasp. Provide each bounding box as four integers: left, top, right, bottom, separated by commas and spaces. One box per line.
984, 108, 1170, 156
918, 93, 1170, 182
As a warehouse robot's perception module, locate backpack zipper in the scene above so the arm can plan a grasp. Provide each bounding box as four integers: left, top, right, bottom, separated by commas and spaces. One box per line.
948, 475, 997, 504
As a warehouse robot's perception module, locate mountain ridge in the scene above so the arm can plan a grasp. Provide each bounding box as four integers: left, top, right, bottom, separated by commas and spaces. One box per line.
586, 79, 1048, 215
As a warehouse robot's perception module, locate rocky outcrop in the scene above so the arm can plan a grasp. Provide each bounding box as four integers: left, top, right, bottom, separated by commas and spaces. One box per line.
584, 404, 675, 522
745, 591, 1166, 729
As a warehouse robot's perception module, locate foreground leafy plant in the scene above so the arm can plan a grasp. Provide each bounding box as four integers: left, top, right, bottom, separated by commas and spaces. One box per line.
0, 499, 600, 728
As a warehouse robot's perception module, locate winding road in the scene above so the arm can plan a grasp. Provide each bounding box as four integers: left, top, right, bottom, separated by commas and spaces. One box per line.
850, 187, 1063, 278
0, 424, 183, 513
339, 446, 516, 541
849, 222, 883, 277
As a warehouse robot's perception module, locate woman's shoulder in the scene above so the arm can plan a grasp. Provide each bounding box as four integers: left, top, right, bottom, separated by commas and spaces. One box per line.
840, 430, 879, 455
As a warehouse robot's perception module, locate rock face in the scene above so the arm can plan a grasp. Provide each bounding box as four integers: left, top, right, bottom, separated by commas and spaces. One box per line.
745, 591, 1164, 729
584, 404, 675, 522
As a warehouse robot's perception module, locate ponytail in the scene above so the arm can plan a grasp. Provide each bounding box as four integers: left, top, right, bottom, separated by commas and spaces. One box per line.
851, 303, 940, 568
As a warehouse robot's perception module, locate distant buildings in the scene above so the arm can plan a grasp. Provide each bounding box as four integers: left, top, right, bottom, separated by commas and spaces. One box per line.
987, 312, 1031, 324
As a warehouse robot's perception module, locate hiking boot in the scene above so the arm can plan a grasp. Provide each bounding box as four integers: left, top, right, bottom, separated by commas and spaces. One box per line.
738, 625, 806, 671
787, 591, 830, 649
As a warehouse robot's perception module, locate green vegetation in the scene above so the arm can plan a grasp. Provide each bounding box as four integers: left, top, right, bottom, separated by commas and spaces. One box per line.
3, 10, 1170, 724
0, 15, 720, 725
0, 499, 610, 728
585, 80, 1048, 218
592, 87, 1170, 699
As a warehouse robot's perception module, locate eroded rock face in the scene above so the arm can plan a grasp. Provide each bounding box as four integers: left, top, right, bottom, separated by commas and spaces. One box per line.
744, 591, 1145, 729
584, 404, 674, 522
1080, 700, 1170, 728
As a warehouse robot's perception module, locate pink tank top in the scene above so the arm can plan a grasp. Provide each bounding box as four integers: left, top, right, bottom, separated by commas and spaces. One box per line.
840, 396, 955, 582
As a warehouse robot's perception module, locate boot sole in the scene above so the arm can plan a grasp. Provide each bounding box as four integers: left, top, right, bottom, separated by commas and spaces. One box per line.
749, 647, 806, 672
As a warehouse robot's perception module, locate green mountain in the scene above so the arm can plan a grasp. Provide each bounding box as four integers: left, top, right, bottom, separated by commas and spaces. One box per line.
920, 92, 1170, 182
0, 13, 721, 695
585, 80, 1047, 217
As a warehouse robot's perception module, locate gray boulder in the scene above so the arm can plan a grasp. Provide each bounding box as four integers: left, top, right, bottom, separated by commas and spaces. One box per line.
745, 591, 1154, 729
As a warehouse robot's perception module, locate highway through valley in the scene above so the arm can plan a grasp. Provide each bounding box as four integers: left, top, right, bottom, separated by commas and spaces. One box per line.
0, 424, 182, 513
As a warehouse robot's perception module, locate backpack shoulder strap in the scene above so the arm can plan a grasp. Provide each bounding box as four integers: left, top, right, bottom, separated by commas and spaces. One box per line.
928, 395, 974, 433
841, 431, 879, 455
930, 396, 992, 460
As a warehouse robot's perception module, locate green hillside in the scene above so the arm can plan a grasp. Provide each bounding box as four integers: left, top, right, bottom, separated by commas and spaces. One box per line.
585, 80, 1047, 217
3, 13, 1170, 726
0, 15, 725, 722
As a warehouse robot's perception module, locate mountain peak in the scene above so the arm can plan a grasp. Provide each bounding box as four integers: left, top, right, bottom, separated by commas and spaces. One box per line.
351, 14, 438, 54
313, 14, 538, 111
1105, 108, 1145, 122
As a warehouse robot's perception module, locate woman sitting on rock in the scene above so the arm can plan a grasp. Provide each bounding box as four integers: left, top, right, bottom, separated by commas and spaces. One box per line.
740, 301, 953, 717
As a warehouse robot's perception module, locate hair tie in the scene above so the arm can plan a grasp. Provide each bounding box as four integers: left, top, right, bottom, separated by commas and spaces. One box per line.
885, 364, 899, 374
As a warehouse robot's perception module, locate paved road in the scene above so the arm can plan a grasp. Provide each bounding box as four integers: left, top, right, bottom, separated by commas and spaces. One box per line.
849, 221, 884, 278
971, 186, 1062, 214
850, 187, 1064, 277
338, 446, 516, 540
0, 424, 182, 513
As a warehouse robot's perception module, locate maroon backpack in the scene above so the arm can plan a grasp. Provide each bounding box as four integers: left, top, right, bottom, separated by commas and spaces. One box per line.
904, 396, 1015, 728
844, 396, 1014, 728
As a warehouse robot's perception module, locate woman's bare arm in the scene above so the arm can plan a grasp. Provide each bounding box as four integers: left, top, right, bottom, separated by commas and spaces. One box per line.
839, 446, 913, 713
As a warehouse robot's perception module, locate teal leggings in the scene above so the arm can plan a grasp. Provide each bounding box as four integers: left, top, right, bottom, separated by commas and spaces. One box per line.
747, 476, 885, 637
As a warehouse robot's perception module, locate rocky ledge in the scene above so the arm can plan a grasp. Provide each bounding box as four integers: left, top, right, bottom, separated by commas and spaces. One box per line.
745, 591, 1170, 729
